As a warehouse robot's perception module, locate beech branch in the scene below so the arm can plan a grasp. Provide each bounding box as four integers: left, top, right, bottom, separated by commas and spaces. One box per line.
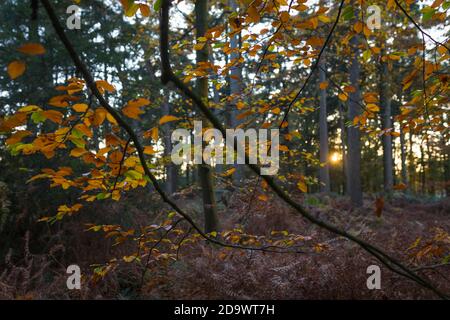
158, 0, 447, 299
39, 0, 312, 256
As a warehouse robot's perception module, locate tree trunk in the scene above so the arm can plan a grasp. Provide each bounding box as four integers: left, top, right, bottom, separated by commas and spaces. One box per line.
318, 60, 330, 193
338, 102, 347, 195
399, 125, 408, 185
195, 0, 219, 233
228, 0, 244, 183
162, 97, 178, 195
420, 144, 426, 194
346, 28, 363, 206
379, 48, 394, 193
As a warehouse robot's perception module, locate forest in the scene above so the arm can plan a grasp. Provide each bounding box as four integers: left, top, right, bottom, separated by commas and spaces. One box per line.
0, 0, 449, 301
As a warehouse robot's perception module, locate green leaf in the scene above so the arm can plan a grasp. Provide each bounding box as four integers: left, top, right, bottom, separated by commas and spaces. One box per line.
71, 128, 84, 139
31, 111, 46, 124
125, 1, 139, 17
125, 170, 143, 180
362, 50, 371, 62
421, 7, 435, 22
154, 0, 162, 11
96, 192, 111, 200
342, 6, 354, 21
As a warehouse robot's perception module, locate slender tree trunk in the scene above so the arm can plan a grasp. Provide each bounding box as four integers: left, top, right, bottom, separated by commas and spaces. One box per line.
379, 48, 393, 193
346, 24, 363, 206
228, 0, 244, 183
318, 60, 330, 192
338, 102, 347, 195
409, 132, 416, 193
195, 0, 219, 232
162, 98, 178, 195
420, 144, 426, 194
399, 125, 408, 185
443, 137, 450, 197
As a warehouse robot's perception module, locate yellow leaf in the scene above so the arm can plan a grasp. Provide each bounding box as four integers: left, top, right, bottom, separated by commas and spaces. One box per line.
95, 80, 116, 93
159, 115, 180, 125
18, 105, 41, 113
338, 93, 348, 101
72, 103, 89, 112
17, 43, 46, 55
93, 108, 106, 126
123, 255, 136, 263
258, 194, 268, 201
194, 43, 206, 50
122, 105, 144, 119
7, 61, 26, 79
221, 167, 236, 177
144, 127, 159, 141
106, 112, 118, 125
318, 15, 331, 23
122, 98, 150, 119
367, 104, 380, 112
297, 180, 307, 193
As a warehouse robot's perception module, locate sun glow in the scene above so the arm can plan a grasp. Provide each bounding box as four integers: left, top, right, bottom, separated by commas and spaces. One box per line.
330, 152, 340, 164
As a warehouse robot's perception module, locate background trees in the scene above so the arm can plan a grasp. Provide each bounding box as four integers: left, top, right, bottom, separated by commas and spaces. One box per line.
0, 0, 449, 299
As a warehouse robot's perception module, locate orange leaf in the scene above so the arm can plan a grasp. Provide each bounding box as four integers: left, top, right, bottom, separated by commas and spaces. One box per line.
42, 110, 63, 124
93, 108, 106, 126
393, 183, 407, 190
353, 21, 363, 33
17, 43, 46, 55
95, 80, 116, 93
338, 93, 348, 101
139, 4, 150, 17
319, 81, 328, 90
375, 197, 384, 217
367, 104, 380, 112
221, 167, 236, 177
6, 130, 32, 145
159, 115, 180, 125
7, 61, 26, 79
143, 146, 156, 155
72, 103, 89, 113
70, 147, 87, 157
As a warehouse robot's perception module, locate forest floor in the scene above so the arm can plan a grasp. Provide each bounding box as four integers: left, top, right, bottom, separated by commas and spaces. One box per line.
0, 187, 449, 300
